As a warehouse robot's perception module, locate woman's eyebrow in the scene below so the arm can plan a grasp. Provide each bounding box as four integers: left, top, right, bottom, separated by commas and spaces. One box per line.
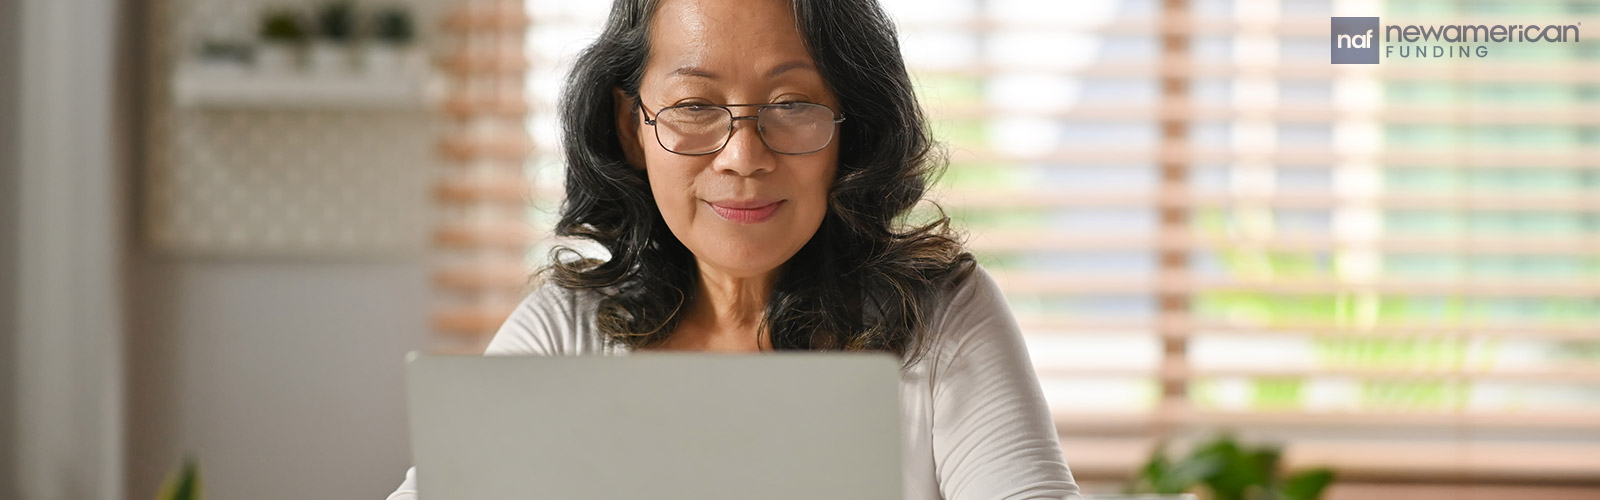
669, 65, 719, 80
763, 60, 816, 79
666, 60, 816, 81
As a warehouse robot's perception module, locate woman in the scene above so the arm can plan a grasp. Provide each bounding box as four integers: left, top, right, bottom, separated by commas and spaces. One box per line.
388, 0, 1079, 498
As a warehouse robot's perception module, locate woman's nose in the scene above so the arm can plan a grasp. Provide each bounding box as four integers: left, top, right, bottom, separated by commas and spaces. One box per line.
710, 117, 775, 177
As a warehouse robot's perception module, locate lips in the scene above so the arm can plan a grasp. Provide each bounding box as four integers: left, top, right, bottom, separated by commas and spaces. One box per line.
706, 199, 784, 223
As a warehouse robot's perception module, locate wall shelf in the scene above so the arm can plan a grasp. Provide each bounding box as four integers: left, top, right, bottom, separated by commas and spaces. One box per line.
171, 65, 439, 109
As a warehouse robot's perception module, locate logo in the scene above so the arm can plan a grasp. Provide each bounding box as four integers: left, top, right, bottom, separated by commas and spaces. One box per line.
1332, 17, 1580, 63
1331, 17, 1380, 64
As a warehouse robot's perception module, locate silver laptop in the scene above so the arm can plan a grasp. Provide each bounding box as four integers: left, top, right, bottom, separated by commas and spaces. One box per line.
405, 352, 903, 500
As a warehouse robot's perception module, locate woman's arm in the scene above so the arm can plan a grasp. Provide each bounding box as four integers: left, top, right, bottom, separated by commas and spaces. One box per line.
930, 266, 1081, 500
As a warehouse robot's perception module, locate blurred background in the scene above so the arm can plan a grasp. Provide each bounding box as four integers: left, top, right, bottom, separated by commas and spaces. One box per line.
2, 0, 1597, 499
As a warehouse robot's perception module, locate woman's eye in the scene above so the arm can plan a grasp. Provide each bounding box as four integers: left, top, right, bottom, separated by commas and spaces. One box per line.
668, 105, 725, 124
768, 102, 812, 118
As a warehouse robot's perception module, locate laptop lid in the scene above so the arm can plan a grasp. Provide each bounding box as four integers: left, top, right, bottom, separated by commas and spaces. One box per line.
405, 352, 902, 500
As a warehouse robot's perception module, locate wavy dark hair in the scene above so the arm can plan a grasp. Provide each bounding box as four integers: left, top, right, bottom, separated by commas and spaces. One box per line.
544, 0, 974, 365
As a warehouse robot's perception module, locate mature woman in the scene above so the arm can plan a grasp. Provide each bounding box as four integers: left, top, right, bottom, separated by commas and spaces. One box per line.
388, 0, 1078, 498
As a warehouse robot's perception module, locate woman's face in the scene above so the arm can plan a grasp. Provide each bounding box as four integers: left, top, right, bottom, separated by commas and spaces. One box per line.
617, 0, 839, 280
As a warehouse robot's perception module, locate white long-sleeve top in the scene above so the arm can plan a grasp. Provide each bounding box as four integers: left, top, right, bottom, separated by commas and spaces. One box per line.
387, 264, 1080, 500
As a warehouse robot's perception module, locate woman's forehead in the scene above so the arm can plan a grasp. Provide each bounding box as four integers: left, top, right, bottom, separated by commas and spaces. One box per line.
645, 0, 816, 85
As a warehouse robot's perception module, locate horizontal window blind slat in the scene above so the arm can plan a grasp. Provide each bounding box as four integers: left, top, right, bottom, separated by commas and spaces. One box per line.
942, 189, 1600, 211
1059, 437, 1600, 481
435, 177, 533, 204
1015, 314, 1599, 340
1037, 362, 1600, 384
972, 231, 1600, 257
434, 263, 532, 292
434, 223, 537, 249
1054, 409, 1600, 433
915, 62, 1600, 84
440, 95, 532, 117
931, 102, 1600, 126
950, 147, 1600, 169
439, 51, 532, 75
439, 135, 533, 162
992, 273, 1600, 298
442, 4, 531, 33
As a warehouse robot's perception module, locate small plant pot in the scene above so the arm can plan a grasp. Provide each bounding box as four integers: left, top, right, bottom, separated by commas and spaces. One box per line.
309, 42, 354, 74
197, 39, 252, 74
363, 43, 402, 73
364, 44, 426, 75
254, 42, 299, 73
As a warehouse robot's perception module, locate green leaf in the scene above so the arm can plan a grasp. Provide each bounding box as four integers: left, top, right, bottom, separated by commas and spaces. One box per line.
1132, 434, 1335, 500
1281, 468, 1336, 500
1162, 451, 1222, 494
157, 457, 202, 500
1191, 435, 1285, 500
1128, 445, 1176, 494
1246, 445, 1283, 483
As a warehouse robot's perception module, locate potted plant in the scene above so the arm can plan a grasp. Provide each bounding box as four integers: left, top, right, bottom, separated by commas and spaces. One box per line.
256, 8, 307, 72
1128, 433, 1335, 500
310, 1, 358, 73
365, 5, 421, 74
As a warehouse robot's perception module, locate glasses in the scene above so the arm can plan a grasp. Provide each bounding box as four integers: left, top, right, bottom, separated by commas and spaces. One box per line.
638, 100, 845, 156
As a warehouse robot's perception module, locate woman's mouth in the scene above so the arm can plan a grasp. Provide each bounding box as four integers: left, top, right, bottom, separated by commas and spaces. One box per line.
706, 200, 784, 223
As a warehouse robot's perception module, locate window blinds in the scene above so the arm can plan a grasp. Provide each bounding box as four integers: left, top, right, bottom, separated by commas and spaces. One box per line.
892, 0, 1600, 482
435, 0, 1600, 484
433, 0, 538, 353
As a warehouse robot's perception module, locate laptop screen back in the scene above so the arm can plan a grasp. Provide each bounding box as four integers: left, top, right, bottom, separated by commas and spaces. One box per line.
405, 352, 902, 500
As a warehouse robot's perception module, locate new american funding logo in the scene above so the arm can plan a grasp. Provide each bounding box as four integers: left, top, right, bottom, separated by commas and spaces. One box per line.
1331, 16, 1582, 64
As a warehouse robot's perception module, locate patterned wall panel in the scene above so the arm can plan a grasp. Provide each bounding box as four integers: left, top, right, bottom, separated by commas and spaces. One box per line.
145, 0, 450, 256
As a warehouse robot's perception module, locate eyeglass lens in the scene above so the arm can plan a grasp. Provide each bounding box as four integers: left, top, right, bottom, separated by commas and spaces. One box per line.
653, 103, 838, 155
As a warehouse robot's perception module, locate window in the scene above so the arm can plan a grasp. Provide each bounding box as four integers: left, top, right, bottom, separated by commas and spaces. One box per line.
437, 0, 1600, 493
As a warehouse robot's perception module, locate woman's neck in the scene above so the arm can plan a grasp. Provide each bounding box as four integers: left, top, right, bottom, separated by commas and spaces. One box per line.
671, 263, 778, 350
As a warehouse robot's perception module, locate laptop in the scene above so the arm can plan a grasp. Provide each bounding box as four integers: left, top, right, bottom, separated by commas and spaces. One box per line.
405, 352, 903, 500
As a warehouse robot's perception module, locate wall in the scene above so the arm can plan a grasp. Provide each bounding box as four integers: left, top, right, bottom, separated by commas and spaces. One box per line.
12, 0, 126, 497
123, 258, 429, 499
0, 0, 22, 495
122, 0, 435, 498
143, 0, 441, 257
0, 0, 433, 494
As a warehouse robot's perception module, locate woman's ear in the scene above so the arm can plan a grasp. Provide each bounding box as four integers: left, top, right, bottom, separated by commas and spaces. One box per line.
613, 88, 646, 170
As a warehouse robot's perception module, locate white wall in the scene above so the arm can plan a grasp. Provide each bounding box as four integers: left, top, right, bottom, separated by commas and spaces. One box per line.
118, 3, 432, 500
123, 258, 429, 499
0, 1, 431, 498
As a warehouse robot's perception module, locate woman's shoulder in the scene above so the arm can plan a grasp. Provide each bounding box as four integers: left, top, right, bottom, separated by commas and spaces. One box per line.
929, 262, 1007, 325
483, 275, 609, 356
917, 262, 1019, 365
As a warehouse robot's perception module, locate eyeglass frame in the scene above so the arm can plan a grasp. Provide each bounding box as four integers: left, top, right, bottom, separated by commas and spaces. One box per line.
636, 99, 846, 156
